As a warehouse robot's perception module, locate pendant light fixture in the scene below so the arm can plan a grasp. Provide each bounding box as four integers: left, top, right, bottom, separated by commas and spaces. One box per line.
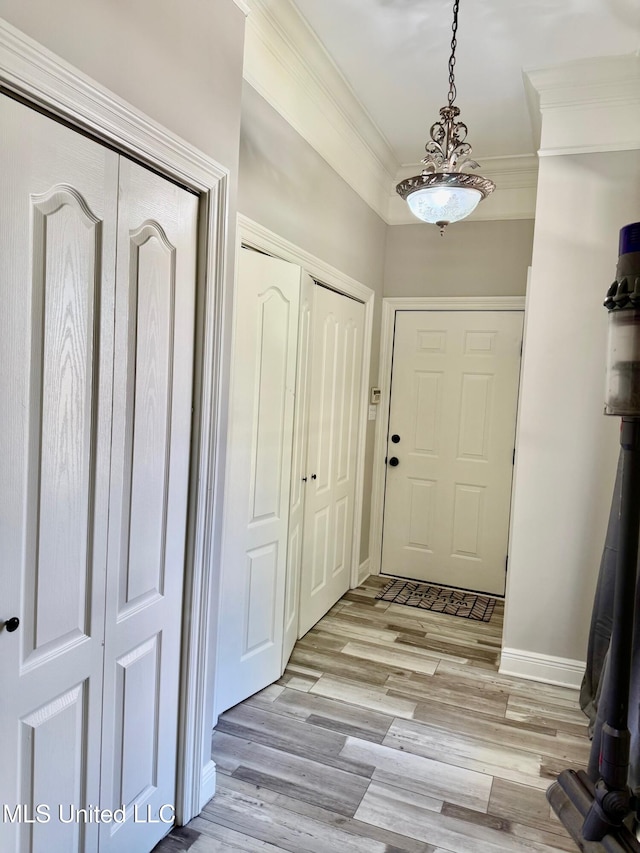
396, 0, 495, 235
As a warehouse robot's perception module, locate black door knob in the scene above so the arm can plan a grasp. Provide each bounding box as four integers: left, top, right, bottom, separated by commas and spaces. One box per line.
4, 617, 19, 633
391, 434, 401, 444
311, 474, 317, 480
388, 457, 399, 467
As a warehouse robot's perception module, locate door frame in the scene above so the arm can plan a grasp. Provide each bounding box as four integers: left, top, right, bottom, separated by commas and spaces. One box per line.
0, 20, 228, 824
370, 296, 526, 577
236, 214, 375, 596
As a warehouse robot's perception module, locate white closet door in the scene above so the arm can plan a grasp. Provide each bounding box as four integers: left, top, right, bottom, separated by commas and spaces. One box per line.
99, 160, 198, 852
282, 272, 315, 670
0, 94, 198, 853
298, 286, 365, 636
0, 95, 118, 853
216, 249, 301, 714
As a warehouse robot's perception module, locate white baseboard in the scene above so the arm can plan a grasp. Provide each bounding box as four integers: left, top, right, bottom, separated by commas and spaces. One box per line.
499, 647, 585, 689
358, 557, 371, 585
199, 760, 217, 811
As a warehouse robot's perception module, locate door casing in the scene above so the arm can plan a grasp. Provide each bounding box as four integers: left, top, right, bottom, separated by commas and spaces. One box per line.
370, 296, 526, 582
0, 20, 228, 824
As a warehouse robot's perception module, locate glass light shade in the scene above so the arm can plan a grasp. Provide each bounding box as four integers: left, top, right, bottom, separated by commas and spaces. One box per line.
406, 185, 482, 224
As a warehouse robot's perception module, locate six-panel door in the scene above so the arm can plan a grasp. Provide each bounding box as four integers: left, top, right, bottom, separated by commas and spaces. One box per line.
382, 310, 523, 596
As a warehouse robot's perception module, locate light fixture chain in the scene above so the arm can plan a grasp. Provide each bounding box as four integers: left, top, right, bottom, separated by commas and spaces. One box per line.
448, 0, 460, 108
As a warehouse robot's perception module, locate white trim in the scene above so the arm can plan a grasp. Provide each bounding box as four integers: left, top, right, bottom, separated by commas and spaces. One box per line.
370, 296, 526, 577
0, 19, 229, 825
525, 53, 640, 109
538, 141, 640, 158
524, 52, 640, 155
357, 557, 371, 587
502, 270, 533, 667
243, 0, 397, 221
232, 0, 251, 16
238, 214, 374, 304
0, 22, 228, 193
199, 761, 217, 811
237, 214, 374, 592
379, 296, 526, 312
499, 648, 585, 689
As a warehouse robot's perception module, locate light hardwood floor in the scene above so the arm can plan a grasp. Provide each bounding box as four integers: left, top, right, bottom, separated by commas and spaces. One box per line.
155, 575, 589, 852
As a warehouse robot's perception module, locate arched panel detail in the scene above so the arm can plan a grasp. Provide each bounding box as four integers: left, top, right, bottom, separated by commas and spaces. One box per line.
119, 220, 177, 614
249, 285, 292, 523
23, 184, 102, 667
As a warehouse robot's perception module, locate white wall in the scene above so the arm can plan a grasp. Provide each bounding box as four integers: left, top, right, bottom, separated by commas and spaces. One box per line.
384, 219, 534, 298
239, 81, 387, 564
503, 149, 640, 682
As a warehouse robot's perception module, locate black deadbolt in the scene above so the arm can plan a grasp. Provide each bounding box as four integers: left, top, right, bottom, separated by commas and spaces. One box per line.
388, 457, 399, 467
391, 434, 401, 443
5, 617, 19, 633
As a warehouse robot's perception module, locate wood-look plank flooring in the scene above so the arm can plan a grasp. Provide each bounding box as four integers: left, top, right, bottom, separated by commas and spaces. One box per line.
154, 575, 590, 852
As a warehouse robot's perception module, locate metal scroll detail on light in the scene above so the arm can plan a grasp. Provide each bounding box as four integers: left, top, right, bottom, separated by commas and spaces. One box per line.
396, 0, 495, 235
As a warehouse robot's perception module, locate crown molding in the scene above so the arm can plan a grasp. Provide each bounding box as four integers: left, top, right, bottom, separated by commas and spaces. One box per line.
243, 0, 398, 221
231, 0, 250, 16
387, 155, 538, 225
524, 52, 640, 155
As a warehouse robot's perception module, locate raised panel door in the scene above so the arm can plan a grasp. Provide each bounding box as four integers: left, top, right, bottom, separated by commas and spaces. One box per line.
0, 94, 118, 853
282, 272, 315, 670
99, 159, 198, 853
381, 310, 523, 595
215, 249, 301, 714
298, 286, 365, 636
0, 95, 198, 853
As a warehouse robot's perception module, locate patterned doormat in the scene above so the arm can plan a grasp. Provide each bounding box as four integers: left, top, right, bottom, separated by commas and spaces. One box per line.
375, 579, 496, 622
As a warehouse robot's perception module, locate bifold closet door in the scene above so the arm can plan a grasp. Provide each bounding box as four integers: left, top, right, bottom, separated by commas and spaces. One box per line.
99, 159, 198, 853
298, 286, 365, 636
215, 249, 302, 714
282, 272, 315, 669
0, 95, 117, 853
0, 95, 198, 853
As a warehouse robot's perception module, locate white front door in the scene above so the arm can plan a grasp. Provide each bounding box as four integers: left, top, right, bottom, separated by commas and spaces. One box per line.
0, 95, 197, 853
381, 310, 523, 596
215, 249, 303, 714
298, 286, 365, 635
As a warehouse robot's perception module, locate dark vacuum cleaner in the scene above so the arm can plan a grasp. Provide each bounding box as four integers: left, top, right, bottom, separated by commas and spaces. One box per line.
547, 222, 640, 852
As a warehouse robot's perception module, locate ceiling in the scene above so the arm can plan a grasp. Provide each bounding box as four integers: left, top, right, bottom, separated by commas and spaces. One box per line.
288, 0, 640, 165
